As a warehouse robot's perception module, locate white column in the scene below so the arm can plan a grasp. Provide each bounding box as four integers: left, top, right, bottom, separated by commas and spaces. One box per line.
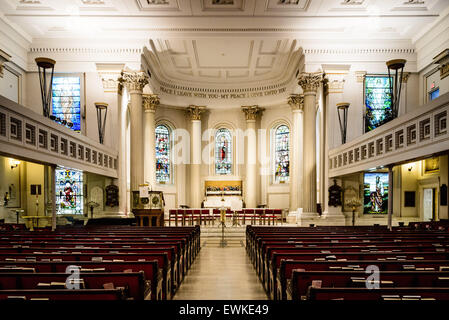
242, 105, 264, 208
297, 72, 323, 218
321, 65, 350, 221
287, 95, 304, 213
143, 94, 159, 189
121, 70, 149, 194
51, 165, 56, 231
116, 79, 128, 215
187, 105, 206, 208
388, 165, 394, 231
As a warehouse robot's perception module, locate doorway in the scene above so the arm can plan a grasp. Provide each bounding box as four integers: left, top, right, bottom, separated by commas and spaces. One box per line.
423, 188, 438, 221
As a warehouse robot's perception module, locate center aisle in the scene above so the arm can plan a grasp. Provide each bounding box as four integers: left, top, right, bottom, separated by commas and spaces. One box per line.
173, 243, 268, 300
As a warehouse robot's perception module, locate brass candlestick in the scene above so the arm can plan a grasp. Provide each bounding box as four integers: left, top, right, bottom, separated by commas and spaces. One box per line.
345, 198, 362, 226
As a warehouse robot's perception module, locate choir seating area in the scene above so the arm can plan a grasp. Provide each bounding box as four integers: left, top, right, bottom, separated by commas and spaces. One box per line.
0, 225, 200, 300
167, 208, 283, 226
246, 224, 449, 301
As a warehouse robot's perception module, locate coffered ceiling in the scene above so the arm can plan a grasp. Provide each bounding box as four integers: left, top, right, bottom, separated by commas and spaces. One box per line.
144, 38, 302, 86
0, 0, 447, 41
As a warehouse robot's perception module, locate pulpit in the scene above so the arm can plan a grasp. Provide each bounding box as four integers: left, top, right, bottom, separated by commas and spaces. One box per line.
132, 187, 165, 227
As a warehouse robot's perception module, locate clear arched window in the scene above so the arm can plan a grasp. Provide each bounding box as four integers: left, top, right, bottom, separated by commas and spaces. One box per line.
274, 125, 290, 183
215, 128, 232, 175
155, 124, 171, 184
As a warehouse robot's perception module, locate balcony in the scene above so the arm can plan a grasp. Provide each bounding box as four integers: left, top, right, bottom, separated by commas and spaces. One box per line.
0, 95, 118, 178
329, 92, 448, 178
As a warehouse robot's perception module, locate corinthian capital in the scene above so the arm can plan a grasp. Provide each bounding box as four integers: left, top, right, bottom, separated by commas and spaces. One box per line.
287, 94, 304, 112
297, 72, 324, 94
187, 105, 206, 121
143, 94, 160, 113
242, 105, 264, 121
119, 70, 149, 93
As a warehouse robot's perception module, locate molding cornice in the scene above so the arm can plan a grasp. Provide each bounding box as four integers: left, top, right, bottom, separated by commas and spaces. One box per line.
288, 94, 304, 112
143, 94, 160, 113
119, 70, 149, 93
241, 105, 264, 121
304, 48, 415, 55
297, 72, 324, 94
186, 105, 206, 120
29, 47, 143, 54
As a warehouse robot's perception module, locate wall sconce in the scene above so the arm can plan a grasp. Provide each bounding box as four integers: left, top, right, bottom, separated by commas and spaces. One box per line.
35, 57, 56, 118
336, 102, 350, 144
95, 102, 108, 144
386, 59, 406, 119
9, 159, 20, 169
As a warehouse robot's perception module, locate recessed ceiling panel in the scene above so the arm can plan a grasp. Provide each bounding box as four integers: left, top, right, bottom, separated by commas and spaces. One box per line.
193, 39, 253, 68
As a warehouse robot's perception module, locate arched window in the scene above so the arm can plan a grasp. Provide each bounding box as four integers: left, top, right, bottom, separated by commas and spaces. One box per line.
155, 124, 171, 184
274, 125, 290, 183
215, 128, 232, 175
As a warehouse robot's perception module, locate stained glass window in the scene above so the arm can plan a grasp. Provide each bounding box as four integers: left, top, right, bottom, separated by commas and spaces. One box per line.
156, 124, 171, 183
215, 128, 232, 175
274, 125, 289, 183
364, 75, 393, 132
55, 169, 84, 215
52, 77, 81, 132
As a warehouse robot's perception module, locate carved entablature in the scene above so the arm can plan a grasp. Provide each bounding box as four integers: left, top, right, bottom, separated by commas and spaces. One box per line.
119, 70, 149, 93
297, 72, 324, 94
355, 71, 367, 83
288, 94, 304, 112
187, 105, 206, 120
433, 49, 449, 80
0, 49, 11, 79
241, 105, 264, 121
143, 94, 160, 113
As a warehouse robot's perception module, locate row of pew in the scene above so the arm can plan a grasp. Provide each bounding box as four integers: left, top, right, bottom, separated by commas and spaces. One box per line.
167, 208, 283, 226
246, 224, 449, 301
0, 225, 200, 300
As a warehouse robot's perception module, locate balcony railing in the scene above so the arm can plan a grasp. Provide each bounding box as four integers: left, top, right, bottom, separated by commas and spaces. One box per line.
329, 92, 448, 178
0, 95, 118, 178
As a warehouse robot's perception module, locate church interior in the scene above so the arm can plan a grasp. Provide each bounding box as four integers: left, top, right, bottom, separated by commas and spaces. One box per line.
0, 0, 449, 305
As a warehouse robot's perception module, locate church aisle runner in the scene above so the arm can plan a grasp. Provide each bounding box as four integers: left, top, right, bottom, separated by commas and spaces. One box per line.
173, 246, 268, 300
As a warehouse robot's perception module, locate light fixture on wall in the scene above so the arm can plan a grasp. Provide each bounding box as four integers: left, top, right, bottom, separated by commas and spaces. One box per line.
95, 102, 108, 144
336, 102, 350, 144
386, 59, 406, 119
35, 57, 56, 118
9, 158, 20, 169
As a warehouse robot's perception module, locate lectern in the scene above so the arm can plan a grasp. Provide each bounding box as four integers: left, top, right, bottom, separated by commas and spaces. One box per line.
132, 188, 165, 227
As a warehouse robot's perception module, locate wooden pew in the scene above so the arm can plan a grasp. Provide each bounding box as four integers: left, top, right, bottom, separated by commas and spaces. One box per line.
0, 288, 125, 300
288, 270, 449, 300
0, 271, 150, 300
276, 259, 449, 300
307, 287, 449, 301
0, 260, 163, 300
